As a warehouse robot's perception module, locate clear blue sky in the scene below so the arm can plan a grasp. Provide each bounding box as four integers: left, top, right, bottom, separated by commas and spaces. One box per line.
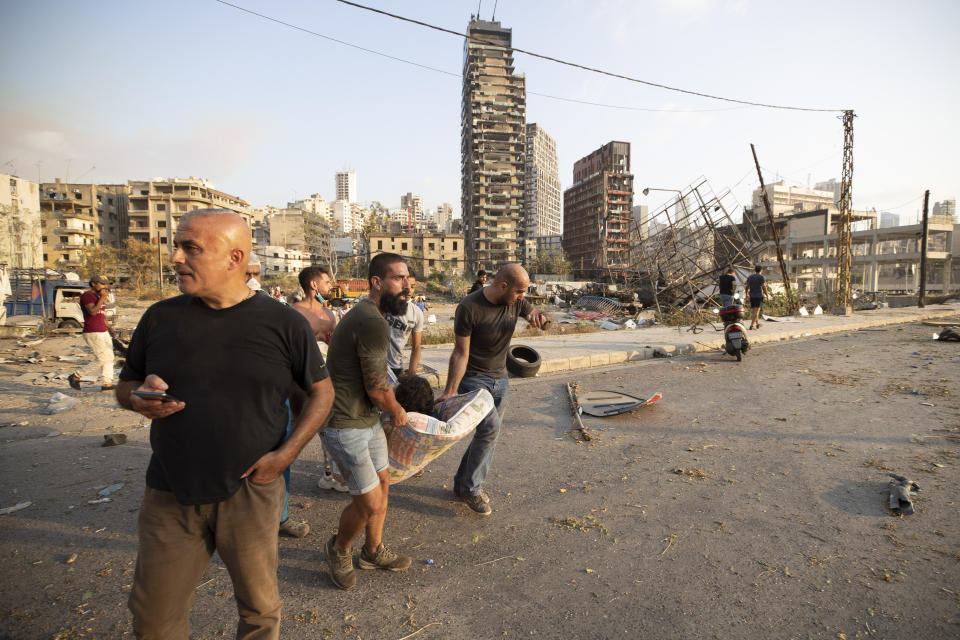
1, 0, 957, 223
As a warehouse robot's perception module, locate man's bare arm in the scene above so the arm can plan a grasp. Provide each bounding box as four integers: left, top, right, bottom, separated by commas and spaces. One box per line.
407, 331, 422, 375
360, 354, 407, 427
242, 378, 334, 483
438, 334, 470, 401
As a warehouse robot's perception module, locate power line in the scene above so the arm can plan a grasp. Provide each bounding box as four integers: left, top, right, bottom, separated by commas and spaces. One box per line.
333, 0, 846, 113
211, 1, 757, 114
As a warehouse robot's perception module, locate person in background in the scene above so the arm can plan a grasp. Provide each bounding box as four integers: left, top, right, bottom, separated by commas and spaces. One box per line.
746, 265, 770, 330
386, 270, 424, 380
468, 270, 487, 294
68, 274, 117, 392
717, 267, 737, 308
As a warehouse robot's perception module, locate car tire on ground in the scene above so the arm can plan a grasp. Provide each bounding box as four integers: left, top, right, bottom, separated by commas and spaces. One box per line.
506, 344, 541, 378
58, 318, 81, 329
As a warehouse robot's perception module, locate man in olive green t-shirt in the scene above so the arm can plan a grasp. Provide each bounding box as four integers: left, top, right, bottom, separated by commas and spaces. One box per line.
319, 253, 412, 590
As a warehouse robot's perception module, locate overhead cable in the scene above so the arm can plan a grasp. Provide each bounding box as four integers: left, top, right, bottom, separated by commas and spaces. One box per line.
213, 0, 747, 114
333, 0, 846, 113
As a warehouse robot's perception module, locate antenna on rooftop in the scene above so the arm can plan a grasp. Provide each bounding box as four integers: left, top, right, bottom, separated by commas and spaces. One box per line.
492, 0, 498, 20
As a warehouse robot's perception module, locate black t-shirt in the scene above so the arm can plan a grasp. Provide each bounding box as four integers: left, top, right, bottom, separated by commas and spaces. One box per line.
120, 293, 329, 505
469, 280, 484, 294
718, 274, 736, 295
454, 289, 533, 378
746, 273, 766, 298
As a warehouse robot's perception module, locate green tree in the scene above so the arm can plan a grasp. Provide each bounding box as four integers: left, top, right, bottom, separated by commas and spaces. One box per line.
124, 239, 161, 292
81, 245, 121, 280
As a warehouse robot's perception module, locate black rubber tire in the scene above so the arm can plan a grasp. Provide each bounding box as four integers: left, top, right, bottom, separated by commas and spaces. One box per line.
58, 318, 81, 329
506, 344, 541, 378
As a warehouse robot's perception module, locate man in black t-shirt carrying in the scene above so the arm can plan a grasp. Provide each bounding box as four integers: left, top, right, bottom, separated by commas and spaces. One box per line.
437, 264, 548, 515
717, 267, 737, 308
116, 210, 334, 640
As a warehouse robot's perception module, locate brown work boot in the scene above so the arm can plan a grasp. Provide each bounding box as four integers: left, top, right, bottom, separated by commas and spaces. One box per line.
454, 487, 490, 504
279, 519, 310, 538
325, 535, 356, 590
358, 543, 411, 571
458, 491, 492, 516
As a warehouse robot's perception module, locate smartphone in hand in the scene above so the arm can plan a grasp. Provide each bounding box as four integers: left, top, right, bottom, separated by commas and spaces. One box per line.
132, 390, 181, 403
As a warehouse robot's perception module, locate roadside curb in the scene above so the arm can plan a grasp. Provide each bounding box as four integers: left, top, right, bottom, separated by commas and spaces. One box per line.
418, 305, 958, 388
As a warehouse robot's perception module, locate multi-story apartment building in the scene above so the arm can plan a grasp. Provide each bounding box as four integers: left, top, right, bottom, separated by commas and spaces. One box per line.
933, 199, 956, 224
258, 245, 309, 276
335, 171, 357, 203
524, 123, 561, 241
435, 203, 453, 233
39, 180, 130, 269
750, 181, 837, 219
367, 232, 465, 277
126, 177, 250, 247
400, 192, 424, 222
562, 141, 634, 278
0, 174, 43, 269
461, 18, 526, 272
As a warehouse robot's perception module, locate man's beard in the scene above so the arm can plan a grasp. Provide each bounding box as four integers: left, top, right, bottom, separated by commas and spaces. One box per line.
380, 289, 409, 316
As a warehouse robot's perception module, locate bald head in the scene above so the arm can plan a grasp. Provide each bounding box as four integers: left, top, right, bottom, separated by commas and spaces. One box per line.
493, 263, 530, 288
172, 209, 254, 307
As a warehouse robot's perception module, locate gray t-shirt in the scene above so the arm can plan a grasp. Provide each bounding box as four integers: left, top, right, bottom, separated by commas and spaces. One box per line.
454, 289, 533, 378
386, 303, 425, 370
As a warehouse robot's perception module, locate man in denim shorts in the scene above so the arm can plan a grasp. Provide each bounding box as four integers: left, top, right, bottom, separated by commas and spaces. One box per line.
320, 252, 413, 590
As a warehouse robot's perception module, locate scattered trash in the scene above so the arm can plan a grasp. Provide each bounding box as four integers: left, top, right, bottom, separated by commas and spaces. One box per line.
0, 501, 32, 516
573, 296, 622, 314
18, 339, 44, 347
887, 473, 920, 515
566, 382, 595, 442
425, 558, 435, 565
909, 390, 927, 396
87, 497, 111, 505
65, 553, 78, 564
426, 314, 437, 324
936, 326, 960, 342
813, 305, 823, 315
102, 434, 127, 447
46, 392, 79, 415
798, 306, 809, 316
97, 482, 125, 497
920, 402, 935, 407
57, 355, 81, 362
577, 390, 662, 417
623, 319, 637, 329
506, 345, 541, 378
598, 320, 620, 331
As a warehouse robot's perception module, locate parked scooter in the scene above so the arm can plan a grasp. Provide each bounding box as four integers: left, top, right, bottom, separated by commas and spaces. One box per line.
717, 295, 749, 361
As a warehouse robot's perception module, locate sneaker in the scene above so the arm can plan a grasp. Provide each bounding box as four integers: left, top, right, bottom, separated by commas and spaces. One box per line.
358, 543, 411, 572
458, 492, 492, 516
454, 487, 490, 504
317, 472, 349, 493
279, 519, 310, 538
68, 374, 81, 391
325, 535, 356, 590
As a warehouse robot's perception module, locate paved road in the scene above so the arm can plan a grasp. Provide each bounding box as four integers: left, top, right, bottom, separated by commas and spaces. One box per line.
1, 322, 958, 639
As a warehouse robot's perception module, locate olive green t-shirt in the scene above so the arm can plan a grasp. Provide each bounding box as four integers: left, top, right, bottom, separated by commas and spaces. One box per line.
326, 298, 390, 429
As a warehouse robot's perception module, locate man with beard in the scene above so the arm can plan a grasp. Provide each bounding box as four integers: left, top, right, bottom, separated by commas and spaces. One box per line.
437, 263, 548, 516
321, 252, 412, 590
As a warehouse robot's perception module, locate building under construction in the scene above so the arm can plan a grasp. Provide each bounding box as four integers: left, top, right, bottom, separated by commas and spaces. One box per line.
562, 141, 634, 279
460, 18, 526, 272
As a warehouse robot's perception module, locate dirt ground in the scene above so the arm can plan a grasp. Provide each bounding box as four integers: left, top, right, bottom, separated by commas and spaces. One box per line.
1, 322, 958, 639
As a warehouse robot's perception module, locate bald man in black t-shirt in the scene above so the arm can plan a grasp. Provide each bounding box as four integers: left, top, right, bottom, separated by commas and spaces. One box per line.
438, 264, 548, 515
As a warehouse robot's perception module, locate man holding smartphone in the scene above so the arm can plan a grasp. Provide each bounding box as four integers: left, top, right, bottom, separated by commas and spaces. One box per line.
116, 209, 333, 640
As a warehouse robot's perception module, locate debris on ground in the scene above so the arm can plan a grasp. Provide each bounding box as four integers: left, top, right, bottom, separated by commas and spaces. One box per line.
102, 434, 127, 446
887, 473, 920, 515
45, 392, 79, 414
934, 326, 960, 341
97, 482, 125, 497
0, 501, 32, 516
565, 382, 595, 441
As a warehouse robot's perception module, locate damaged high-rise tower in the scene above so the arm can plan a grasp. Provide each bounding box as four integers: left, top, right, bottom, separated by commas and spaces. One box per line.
461, 18, 526, 272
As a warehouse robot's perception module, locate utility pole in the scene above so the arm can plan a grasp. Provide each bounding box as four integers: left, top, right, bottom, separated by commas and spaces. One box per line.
918, 190, 930, 308
156, 235, 163, 296
750, 144, 795, 312
834, 110, 856, 313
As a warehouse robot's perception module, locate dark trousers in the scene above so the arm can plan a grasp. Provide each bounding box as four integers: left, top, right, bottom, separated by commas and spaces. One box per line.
128, 477, 285, 640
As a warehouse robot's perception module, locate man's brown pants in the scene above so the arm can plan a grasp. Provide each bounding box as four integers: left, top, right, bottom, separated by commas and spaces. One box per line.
128, 477, 285, 639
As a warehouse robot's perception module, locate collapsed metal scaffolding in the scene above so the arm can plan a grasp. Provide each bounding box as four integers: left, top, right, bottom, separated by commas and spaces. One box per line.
628, 177, 767, 314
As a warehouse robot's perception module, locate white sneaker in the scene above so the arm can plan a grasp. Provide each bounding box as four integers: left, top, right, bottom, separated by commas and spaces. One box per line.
317, 472, 349, 493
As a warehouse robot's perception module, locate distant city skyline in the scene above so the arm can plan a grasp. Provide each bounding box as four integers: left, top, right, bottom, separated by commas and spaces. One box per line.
1, 0, 957, 225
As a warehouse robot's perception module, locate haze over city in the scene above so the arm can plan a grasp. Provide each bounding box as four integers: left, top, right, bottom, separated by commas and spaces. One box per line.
1, 0, 957, 221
